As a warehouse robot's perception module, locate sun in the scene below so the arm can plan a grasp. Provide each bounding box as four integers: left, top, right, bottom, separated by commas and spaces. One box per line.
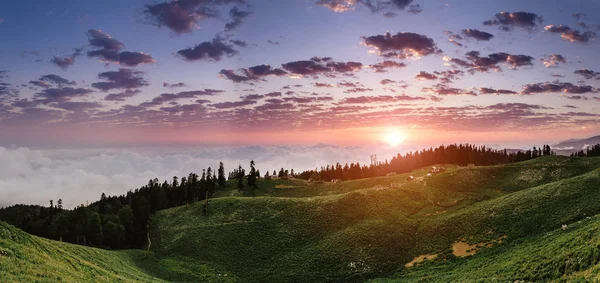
383, 128, 407, 147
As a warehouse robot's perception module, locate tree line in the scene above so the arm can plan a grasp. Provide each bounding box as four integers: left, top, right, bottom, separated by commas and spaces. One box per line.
295, 144, 554, 182
570, 143, 600, 157
0, 143, 555, 250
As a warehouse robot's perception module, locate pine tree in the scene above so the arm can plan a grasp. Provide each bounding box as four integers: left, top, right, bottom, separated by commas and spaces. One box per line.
218, 162, 226, 189
248, 160, 257, 189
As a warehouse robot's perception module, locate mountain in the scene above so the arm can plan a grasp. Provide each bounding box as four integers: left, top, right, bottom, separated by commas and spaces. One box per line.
3, 156, 600, 282
553, 135, 600, 155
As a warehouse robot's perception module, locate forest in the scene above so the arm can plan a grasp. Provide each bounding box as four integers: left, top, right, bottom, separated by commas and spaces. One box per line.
0, 143, 582, 250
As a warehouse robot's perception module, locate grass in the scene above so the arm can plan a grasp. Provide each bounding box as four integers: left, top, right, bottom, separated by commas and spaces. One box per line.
3, 155, 600, 282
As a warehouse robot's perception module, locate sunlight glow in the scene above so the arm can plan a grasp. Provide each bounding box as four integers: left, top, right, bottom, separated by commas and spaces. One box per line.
383, 128, 407, 147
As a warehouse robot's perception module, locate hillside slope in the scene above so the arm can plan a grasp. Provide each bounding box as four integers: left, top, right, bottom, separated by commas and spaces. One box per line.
149, 156, 600, 282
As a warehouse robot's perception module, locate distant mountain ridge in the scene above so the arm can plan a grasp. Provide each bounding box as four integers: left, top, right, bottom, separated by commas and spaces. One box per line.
553, 134, 600, 155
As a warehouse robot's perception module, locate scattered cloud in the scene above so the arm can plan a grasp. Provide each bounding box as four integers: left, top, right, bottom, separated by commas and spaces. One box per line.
521, 82, 597, 95
225, 7, 251, 31
86, 29, 155, 66
540, 54, 566, 68
483, 11, 542, 31
461, 29, 494, 41
362, 32, 441, 59
177, 37, 238, 61
91, 69, 148, 91
544, 24, 596, 43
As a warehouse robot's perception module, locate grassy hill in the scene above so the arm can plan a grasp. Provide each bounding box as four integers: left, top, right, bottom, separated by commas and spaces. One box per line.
3, 155, 600, 282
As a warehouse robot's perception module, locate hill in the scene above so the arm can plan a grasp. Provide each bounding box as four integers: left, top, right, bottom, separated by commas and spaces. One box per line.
3, 155, 600, 282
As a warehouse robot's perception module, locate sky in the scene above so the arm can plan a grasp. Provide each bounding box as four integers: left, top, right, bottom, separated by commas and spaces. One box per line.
1, 0, 600, 207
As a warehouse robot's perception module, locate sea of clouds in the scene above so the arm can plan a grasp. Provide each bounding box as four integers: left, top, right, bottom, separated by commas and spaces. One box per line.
0, 144, 415, 209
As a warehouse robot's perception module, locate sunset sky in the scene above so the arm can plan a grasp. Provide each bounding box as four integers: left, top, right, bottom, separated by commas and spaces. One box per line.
0, 0, 599, 149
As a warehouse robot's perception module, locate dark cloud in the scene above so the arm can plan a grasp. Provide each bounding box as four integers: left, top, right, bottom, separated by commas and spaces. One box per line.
140, 89, 223, 107
118, 51, 156, 66
407, 4, 422, 14
446, 50, 534, 72
0, 71, 19, 100
230, 39, 248, 47
479, 87, 517, 95
29, 74, 76, 89
87, 29, 155, 66
314, 82, 334, 88
461, 29, 494, 41
177, 37, 238, 61
338, 95, 425, 104
91, 69, 148, 91
281, 58, 363, 77
225, 7, 251, 31
337, 81, 362, 88
53, 101, 103, 111
422, 85, 477, 96
211, 100, 256, 109
163, 82, 188, 88
544, 24, 596, 43
369, 60, 406, 72
104, 89, 142, 101
483, 11, 542, 31
362, 32, 441, 59
573, 13, 586, 20
415, 71, 437, 80
264, 91, 282, 97
432, 70, 464, 84
521, 82, 597, 95
344, 87, 373, 93
160, 102, 207, 114
574, 69, 600, 80
540, 54, 566, 68
380, 79, 396, 85
240, 94, 264, 101
445, 31, 464, 47
34, 87, 94, 104
219, 64, 287, 83
143, 0, 245, 34
564, 104, 578, 109
51, 48, 83, 70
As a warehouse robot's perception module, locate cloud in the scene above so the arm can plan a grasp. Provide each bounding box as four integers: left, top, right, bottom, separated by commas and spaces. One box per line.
314, 82, 334, 88
219, 64, 287, 83
104, 89, 142, 101
225, 7, 251, 31
369, 60, 406, 72
521, 82, 597, 95
540, 54, 566, 68
34, 87, 94, 104
230, 39, 248, 47
361, 32, 441, 59
177, 37, 238, 61
317, 0, 419, 15
422, 85, 477, 96
91, 69, 148, 91
343, 87, 373, 93
281, 57, 362, 77
544, 24, 596, 43
483, 11, 542, 31
380, 79, 396, 85
211, 100, 257, 109
143, 0, 245, 34
140, 89, 223, 107
461, 29, 494, 41
316, 0, 356, 12
163, 82, 188, 88
574, 69, 600, 80
338, 95, 425, 104
53, 101, 103, 111
51, 48, 83, 70
87, 29, 156, 66
415, 71, 437, 80
478, 87, 517, 95
445, 50, 534, 72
